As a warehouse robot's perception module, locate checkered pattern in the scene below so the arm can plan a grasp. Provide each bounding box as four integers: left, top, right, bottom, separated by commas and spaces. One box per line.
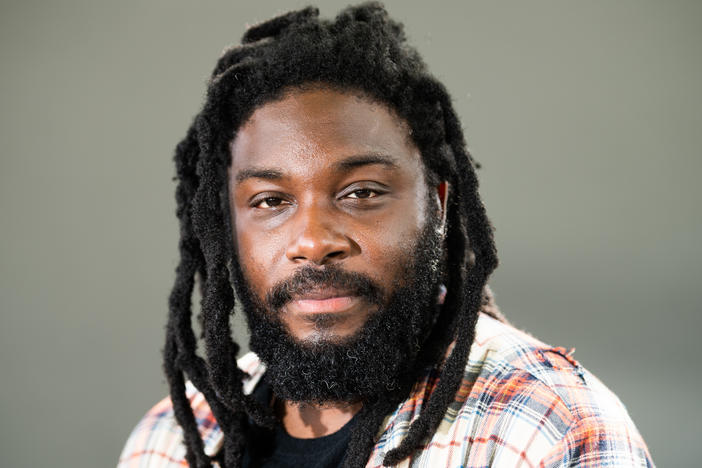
118, 314, 654, 467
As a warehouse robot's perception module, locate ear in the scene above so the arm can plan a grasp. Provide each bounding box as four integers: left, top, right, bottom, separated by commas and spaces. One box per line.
436, 181, 449, 231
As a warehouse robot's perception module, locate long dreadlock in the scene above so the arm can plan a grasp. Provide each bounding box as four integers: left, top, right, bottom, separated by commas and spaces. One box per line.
164, 3, 500, 467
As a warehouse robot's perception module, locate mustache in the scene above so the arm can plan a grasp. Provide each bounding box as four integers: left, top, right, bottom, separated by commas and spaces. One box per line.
265, 265, 384, 311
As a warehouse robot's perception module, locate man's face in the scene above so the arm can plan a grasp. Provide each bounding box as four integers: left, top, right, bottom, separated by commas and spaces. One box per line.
229, 87, 439, 344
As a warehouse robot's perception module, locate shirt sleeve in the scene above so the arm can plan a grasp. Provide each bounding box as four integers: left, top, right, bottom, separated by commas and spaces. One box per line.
539, 414, 655, 467
116, 396, 190, 467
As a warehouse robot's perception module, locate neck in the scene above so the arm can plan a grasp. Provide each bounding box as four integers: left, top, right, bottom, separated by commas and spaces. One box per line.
276, 398, 362, 438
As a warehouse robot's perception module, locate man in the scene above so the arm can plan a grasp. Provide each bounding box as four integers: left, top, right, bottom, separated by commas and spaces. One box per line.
119, 4, 653, 467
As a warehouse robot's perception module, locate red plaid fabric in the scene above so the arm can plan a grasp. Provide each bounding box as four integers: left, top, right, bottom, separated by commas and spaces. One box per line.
118, 314, 654, 467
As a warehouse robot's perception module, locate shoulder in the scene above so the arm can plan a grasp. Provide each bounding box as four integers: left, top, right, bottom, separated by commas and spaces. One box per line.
116, 352, 265, 467
465, 314, 654, 465
371, 314, 654, 467
471, 314, 637, 427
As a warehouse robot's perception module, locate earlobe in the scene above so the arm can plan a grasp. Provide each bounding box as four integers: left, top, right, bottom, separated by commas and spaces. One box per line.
436, 181, 449, 232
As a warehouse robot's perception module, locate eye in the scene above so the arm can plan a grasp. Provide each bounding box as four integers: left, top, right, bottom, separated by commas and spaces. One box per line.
253, 196, 289, 209
345, 188, 379, 199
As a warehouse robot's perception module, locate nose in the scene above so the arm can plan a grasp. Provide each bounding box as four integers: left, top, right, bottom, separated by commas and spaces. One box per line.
285, 202, 355, 265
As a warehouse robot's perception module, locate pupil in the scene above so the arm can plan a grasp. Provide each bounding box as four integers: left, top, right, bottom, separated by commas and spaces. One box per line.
266, 198, 281, 206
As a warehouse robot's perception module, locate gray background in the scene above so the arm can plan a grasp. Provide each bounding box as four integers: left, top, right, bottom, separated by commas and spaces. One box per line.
1, 1, 699, 466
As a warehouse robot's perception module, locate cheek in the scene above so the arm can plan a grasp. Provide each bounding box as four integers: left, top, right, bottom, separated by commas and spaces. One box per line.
355, 212, 424, 280
233, 223, 285, 297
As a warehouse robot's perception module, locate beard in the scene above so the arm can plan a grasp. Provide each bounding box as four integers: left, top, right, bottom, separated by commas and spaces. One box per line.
232, 215, 446, 404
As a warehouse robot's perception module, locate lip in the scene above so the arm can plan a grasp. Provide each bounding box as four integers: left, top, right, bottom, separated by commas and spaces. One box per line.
288, 289, 360, 314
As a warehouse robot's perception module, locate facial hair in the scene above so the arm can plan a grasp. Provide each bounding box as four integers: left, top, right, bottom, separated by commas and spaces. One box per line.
232, 216, 445, 404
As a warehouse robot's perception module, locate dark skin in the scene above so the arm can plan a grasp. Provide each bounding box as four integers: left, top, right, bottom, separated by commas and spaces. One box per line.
228, 87, 447, 438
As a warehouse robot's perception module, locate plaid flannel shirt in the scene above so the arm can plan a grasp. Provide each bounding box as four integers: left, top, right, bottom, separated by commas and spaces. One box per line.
118, 313, 654, 467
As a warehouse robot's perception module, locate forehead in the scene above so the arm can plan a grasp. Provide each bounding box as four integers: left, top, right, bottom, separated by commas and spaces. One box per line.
229, 87, 423, 173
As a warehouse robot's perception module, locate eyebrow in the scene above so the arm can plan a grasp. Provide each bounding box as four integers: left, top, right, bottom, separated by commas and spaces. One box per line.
234, 168, 284, 184
233, 153, 399, 185
333, 153, 399, 171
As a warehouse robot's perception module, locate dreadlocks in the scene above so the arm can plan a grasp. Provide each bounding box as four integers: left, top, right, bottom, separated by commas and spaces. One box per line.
164, 3, 499, 467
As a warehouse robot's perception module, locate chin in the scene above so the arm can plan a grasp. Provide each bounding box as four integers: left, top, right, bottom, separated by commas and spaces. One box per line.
281, 306, 374, 346
285, 315, 366, 347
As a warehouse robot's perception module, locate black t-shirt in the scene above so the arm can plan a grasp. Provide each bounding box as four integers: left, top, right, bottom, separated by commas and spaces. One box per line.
241, 379, 358, 468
